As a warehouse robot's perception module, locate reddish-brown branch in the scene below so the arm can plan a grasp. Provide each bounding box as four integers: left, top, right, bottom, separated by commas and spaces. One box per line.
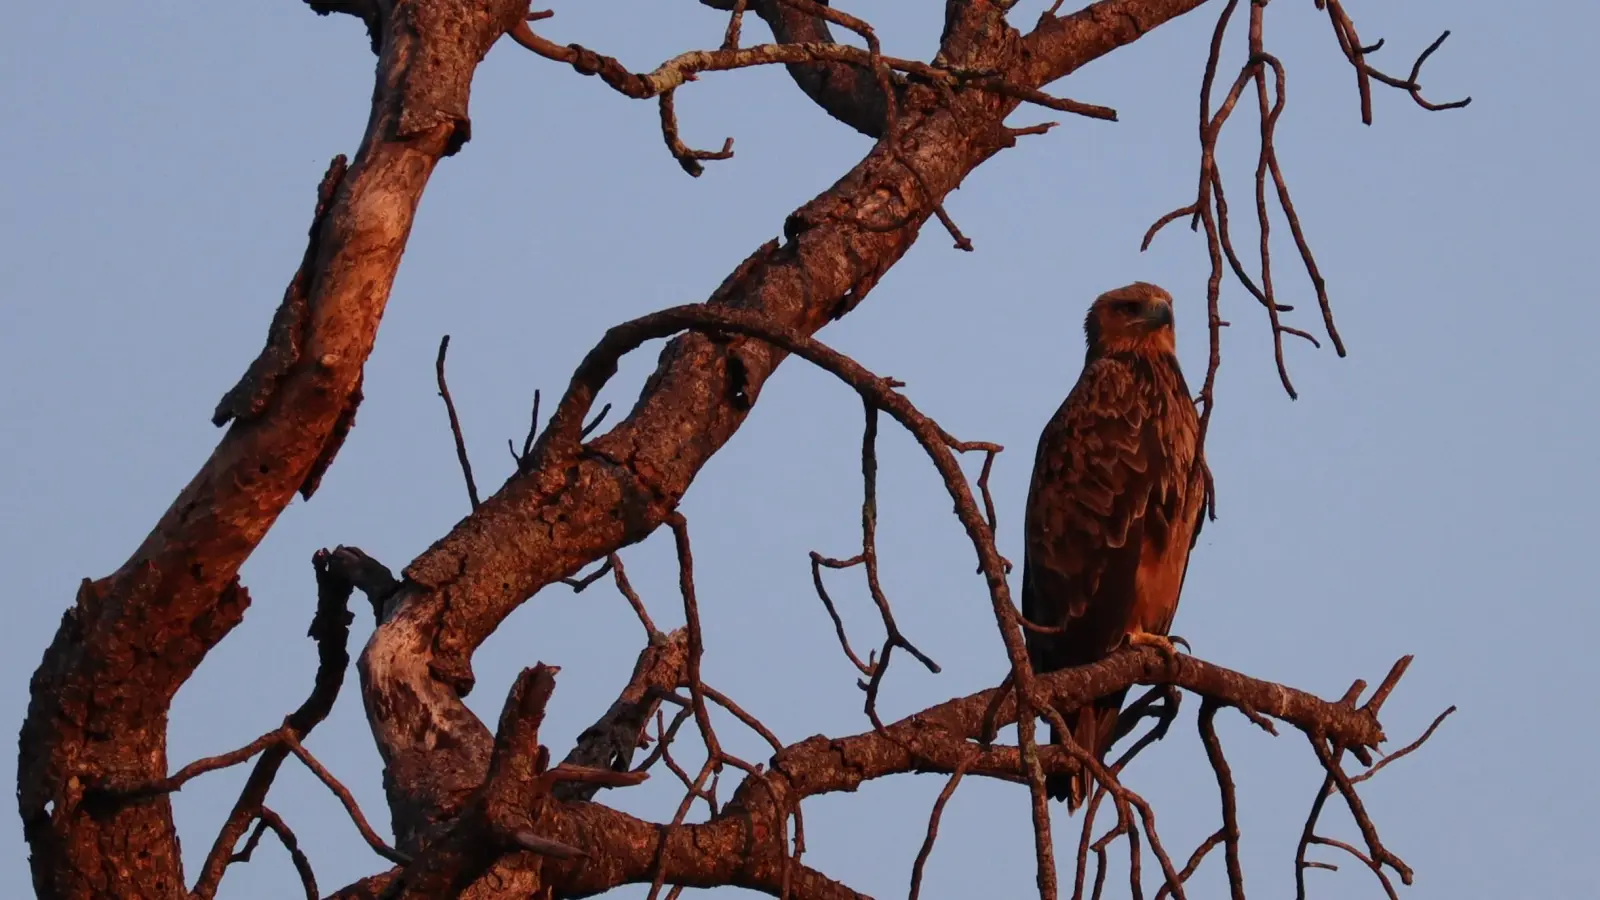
701, 684, 784, 754
811, 400, 942, 728
329, 641, 1415, 899
941, 432, 1011, 574
1307, 735, 1413, 891
1293, 663, 1426, 897
1295, 769, 1339, 897
908, 754, 974, 900
258, 808, 319, 900
1108, 686, 1183, 765
659, 89, 736, 177
632, 706, 695, 780
18, 4, 533, 891
1350, 705, 1455, 786
505, 23, 1112, 175
1324, 2, 1470, 124
607, 553, 660, 637
281, 732, 409, 865
228, 817, 268, 865
553, 635, 688, 804
722, 0, 750, 50
1250, 7, 1299, 398
384, 665, 573, 899
1197, 701, 1245, 900
1139, 0, 1466, 416
666, 512, 724, 771
114, 727, 407, 879
808, 551, 876, 676
1033, 703, 1185, 900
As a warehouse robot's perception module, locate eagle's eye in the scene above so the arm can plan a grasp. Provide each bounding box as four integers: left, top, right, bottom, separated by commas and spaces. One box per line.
1114, 300, 1144, 316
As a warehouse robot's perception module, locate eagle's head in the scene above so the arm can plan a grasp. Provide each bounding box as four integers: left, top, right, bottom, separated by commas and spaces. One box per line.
1084, 281, 1177, 357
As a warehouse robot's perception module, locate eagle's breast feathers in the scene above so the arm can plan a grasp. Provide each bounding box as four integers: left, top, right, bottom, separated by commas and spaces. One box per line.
1022, 351, 1204, 663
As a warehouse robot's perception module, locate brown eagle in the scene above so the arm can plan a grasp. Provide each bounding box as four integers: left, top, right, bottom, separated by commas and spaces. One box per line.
1021, 281, 1208, 810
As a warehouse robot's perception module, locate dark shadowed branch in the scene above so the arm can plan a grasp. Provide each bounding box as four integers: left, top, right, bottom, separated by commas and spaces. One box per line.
187, 548, 361, 899
435, 335, 481, 510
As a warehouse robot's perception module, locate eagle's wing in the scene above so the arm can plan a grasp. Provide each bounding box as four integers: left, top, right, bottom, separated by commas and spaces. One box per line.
1022, 356, 1179, 672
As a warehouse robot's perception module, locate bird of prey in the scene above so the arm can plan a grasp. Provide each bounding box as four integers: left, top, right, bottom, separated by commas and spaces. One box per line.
1021, 281, 1208, 810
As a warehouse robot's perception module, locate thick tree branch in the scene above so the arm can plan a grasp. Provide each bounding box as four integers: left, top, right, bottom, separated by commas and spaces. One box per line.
384, 665, 565, 899
1019, 0, 1215, 90
330, 643, 1395, 899
741, 0, 900, 138
553, 629, 690, 802
17, 2, 529, 897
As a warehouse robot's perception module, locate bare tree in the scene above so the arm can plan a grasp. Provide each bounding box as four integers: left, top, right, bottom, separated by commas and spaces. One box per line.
17, 1, 1467, 899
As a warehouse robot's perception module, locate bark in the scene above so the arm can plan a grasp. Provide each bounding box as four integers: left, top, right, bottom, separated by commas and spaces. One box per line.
332, 644, 1389, 899
17, 1, 527, 897
748, 0, 899, 138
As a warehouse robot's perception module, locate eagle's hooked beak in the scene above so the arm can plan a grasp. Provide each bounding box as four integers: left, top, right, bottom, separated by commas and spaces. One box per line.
1141, 301, 1174, 330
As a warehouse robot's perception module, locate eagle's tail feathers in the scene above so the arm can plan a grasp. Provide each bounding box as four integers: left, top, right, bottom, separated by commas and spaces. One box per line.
1048, 691, 1129, 813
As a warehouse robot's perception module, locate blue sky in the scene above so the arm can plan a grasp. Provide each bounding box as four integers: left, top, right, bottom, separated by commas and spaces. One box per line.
3, 2, 1595, 898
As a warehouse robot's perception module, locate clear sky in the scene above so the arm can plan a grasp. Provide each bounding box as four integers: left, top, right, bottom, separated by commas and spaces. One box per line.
3, 2, 1595, 898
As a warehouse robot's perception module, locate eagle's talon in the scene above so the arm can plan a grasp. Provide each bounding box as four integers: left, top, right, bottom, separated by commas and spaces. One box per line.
1125, 630, 1184, 661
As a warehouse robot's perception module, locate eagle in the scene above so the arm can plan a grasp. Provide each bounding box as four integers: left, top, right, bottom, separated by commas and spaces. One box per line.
1021, 281, 1208, 810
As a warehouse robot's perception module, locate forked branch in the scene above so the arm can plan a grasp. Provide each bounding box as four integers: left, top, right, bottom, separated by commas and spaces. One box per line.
1142, 0, 1468, 420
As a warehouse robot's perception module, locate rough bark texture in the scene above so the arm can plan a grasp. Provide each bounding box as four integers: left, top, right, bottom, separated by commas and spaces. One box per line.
331, 645, 1391, 899
17, 1, 527, 897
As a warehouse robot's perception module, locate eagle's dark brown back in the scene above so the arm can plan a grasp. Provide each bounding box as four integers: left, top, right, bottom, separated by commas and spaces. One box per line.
1021, 347, 1206, 809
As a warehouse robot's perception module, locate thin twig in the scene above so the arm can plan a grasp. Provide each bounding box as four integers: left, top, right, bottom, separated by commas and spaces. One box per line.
560, 557, 615, 593
436, 335, 480, 509
1350, 705, 1455, 786
700, 684, 783, 753
581, 401, 612, 438
607, 553, 659, 637
511, 388, 542, 470
808, 551, 874, 676
1307, 734, 1413, 891
660, 89, 735, 177
281, 733, 409, 865
258, 807, 319, 900
666, 512, 722, 767
721, 0, 748, 50
908, 754, 975, 900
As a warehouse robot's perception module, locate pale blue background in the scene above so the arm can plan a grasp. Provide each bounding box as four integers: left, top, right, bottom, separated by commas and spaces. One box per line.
3, 2, 1595, 898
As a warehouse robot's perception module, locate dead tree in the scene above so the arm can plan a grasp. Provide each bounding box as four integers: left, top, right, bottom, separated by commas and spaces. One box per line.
17, 1, 1466, 899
